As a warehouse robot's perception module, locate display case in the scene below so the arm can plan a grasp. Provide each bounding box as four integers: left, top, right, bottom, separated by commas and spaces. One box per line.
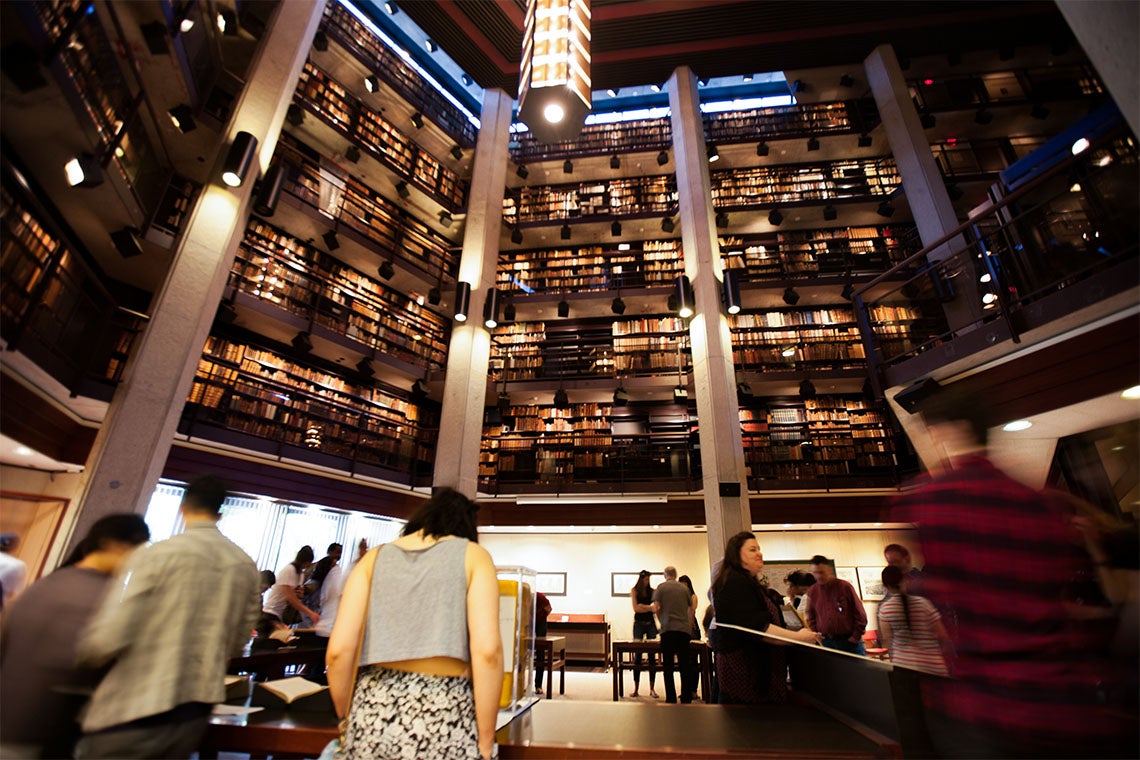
497, 566, 537, 714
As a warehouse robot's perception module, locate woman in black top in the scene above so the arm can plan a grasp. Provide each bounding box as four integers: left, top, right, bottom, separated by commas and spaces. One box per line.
712, 532, 820, 703
629, 570, 659, 698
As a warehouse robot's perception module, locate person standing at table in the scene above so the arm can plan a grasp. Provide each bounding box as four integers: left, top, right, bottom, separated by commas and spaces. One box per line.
74, 476, 261, 759
653, 566, 696, 704
805, 554, 867, 656
629, 570, 659, 698
0, 514, 150, 760
264, 544, 319, 627
326, 488, 502, 760
0, 533, 28, 606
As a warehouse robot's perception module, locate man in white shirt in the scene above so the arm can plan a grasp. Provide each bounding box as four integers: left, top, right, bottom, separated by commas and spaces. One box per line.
0, 533, 28, 607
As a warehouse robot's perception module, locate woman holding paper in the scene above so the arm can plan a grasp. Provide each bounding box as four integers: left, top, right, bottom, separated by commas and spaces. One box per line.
327, 488, 503, 760
712, 532, 820, 703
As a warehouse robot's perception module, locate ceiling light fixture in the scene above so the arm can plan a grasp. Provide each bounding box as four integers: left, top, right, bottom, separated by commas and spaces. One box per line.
611, 296, 626, 315
396, 180, 410, 199
768, 209, 783, 226
286, 104, 305, 126
857, 133, 873, 147
1030, 102, 1050, 120
411, 112, 424, 129
254, 163, 286, 216
503, 301, 516, 322
553, 387, 570, 410
345, 145, 361, 163
841, 282, 855, 301
716, 211, 729, 228
656, 150, 669, 166
378, 259, 395, 279
560, 223, 571, 240
168, 104, 196, 133
292, 331, 313, 354
427, 286, 442, 305
216, 8, 238, 35
706, 144, 720, 162
799, 378, 817, 399
439, 210, 454, 228
920, 112, 936, 129
1002, 419, 1032, 432
557, 299, 570, 318
510, 226, 523, 244
453, 282, 471, 322
483, 288, 500, 329
876, 200, 896, 218
675, 275, 694, 319
722, 269, 741, 315
756, 141, 769, 157
65, 153, 103, 188
563, 159, 573, 174
365, 75, 379, 93
611, 220, 621, 237
424, 39, 437, 53
806, 137, 820, 151
613, 386, 629, 405
516, 164, 529, 179
610, 154, 621, 169
312, 30, 328, 52
782, 286, 800, 306
839, 73, 854, 87
450, 145, 463, 160
517, 0, 591, 143
661, 216, 675, 233
823, 204, 838, 221
355, 356, 375, 380
974, 107, 993, 125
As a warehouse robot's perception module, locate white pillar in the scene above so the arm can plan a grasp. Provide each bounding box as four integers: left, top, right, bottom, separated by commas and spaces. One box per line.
433, 89, 513, 496
667, 66, 751, 568
64, 1, 325, 549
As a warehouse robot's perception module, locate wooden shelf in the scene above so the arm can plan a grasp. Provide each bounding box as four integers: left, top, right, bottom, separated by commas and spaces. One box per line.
711, 157, 900, 208
505, 176, 678, 224
719, 224, 921, 282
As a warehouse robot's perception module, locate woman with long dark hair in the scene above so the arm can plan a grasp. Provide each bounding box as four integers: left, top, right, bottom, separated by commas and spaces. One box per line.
1, 514, 150, 758
326, 488, 503, 759
629, 570, 659, 698
712, 532, 820, 703
264, 545, 318, 625
878, 565, 952, 675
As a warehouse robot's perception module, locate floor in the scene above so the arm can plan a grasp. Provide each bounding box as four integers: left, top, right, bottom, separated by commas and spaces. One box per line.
536, 664, 707, 703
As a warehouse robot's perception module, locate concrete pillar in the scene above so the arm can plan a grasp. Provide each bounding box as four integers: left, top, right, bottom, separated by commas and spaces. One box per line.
667, 66, 751, 568
62, 2, 325, 551
433, 89, 513, 496
865, 44, 982, 333
1056, 1, 1139, 138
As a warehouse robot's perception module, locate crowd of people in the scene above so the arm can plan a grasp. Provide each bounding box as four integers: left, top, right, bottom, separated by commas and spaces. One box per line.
1, 381, 1135, 760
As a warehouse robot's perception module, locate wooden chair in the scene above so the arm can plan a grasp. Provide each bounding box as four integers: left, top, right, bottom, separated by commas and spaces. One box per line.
863, 630, 889, 660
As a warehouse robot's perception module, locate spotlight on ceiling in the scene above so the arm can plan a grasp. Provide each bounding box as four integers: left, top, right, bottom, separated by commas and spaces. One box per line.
216, 8, 238, 35
384, 1, 399, 14
611, 220, 622, 237
411, 111, 424, 128
412, 378, 430, 397
503, 301, 516, 322
974, 107, 993, 125
823, 204, 838, 221
722, 269, 741, 315
221, 131, 257, 188
656, 150, 669, 166
841, 282, 855, 301
613, 386, 629, 405
876, 200, 896, 218
424, 39, 437, 53
168, 104, 196, 133
355, 356, 375, 380
706, 144, 719, 162
767, 209, 783, 226
736, 381, 753, 399
675, 275, 694, 319
254, 163, 286, 217
396, 180, 410, 199
553, 388, 570, 410
857, 133, 873, 147
557, 299, 570, 318
378, 259, 395, 279
365, 75, 379, 93
806, 137, 820, 152
563, 159, 573, 174
461, 74, 472, 86
610, 154, 621, 169
483, 288, 500, 329
920, 112, 936, 129
323, 230, 340, 250
427, 286, 441, 305
312, 30, 328, 52
673, 386, 689, 404
756, 141, 769, 157
439, 210, 454, 228
791, 79, 808, 93
516, 164, 529, 179
782, 286, 800, 306
344, 144, 362, 163
450, 145, 463, 161
611, 296, 626, 315
560, 223, 571, 240
292, 331, 313, 354
510, 226, 523, 244
286, 104, 305, 126
661, 216, 675, 233
110, 227, 143, 258
799, 378, 817, 399
839, 73, 854, 87
453, 282, 471, 322
716, 211, 729, 228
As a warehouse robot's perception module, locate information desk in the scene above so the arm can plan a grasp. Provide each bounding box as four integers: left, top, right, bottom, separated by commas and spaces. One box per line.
611, 639, 711, 702
495, 700, 900, 758
546, 613, 610, 666
527, 635, 566, 699
204, 699, 899, 759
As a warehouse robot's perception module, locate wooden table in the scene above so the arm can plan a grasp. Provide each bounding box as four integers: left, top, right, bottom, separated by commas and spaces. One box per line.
611, 638, 711, 702
227, 646, 327, 682
546, 613, 610, 666
527, 635, 566, 699
202, 709, 337, 759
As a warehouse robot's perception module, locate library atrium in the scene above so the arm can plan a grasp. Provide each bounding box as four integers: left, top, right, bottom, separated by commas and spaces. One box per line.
0, 0, 1136, 755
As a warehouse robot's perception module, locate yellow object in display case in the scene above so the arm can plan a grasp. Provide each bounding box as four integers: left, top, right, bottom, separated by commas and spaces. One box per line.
496, 566, 537, 711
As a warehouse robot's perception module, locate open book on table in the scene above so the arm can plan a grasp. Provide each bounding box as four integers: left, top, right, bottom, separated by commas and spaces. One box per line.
251, 676, 334, 712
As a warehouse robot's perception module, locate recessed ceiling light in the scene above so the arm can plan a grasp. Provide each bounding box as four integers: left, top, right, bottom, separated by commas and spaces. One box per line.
828, 523, 837, 527
1122, 385, 1140, 399
874, 522, 883, 527
1003, 419, 1033, 432
782, 523, 793, 528
15, 446, 34, 456
1070, 137, 1090, 155
544, 103, 564, 123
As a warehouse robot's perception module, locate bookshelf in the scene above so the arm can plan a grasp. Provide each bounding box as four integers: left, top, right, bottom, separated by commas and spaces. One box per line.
703, 99, 880, 144
274, 133, 458, 283
293, 62, 467, 210
510, 118, 672, 162
739, 395, 901, 486
504, 176, 678, 224
497, 239, 683, 295
232, 219, 450, 371
183, 334, 437, 479
718, 225, 921, 282
322, 2, 478, 148
710, 157, 900, 208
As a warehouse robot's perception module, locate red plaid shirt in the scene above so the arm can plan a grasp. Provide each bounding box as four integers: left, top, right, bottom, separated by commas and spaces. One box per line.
894, 455, 1130, 750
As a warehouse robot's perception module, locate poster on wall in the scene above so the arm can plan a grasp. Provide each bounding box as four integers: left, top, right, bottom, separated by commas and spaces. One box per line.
857, 566, 887, 601
835, 566, 859, 590
536, 572, 567, 596
759, 559, 814, 589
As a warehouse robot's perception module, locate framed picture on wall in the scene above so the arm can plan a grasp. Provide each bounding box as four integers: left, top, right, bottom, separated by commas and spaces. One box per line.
760, 559, 814, 589
536, 572, 567, 596
835, 566, 859, 589
857, 566, 887, 601
611, 571, 666, 597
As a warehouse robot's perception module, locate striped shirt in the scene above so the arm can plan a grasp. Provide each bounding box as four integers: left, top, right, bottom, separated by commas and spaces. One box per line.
877, 594, 946, 675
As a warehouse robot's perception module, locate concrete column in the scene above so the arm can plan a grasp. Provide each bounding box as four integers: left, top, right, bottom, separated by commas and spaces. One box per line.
62, 1, 324, 551
865, 44, 982, 332
433, 89, 513, 496
667, 66, 751, 568
1056, 0, 1139, 139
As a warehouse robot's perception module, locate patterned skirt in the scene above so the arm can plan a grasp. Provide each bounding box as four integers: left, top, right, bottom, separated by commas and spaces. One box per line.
342, 666, 482, 760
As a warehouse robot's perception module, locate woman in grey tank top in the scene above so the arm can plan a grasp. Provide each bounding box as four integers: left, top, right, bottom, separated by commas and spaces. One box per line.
326, 489, 504, 760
